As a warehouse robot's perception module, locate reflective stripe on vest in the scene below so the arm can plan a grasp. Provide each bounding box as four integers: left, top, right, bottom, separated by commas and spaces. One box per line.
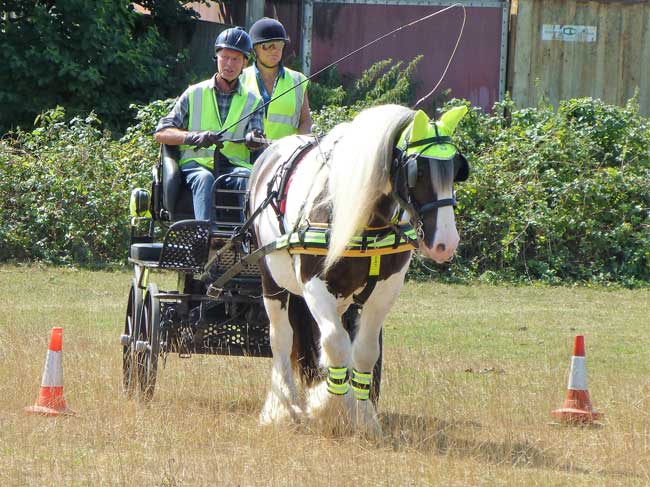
242, 66, 306, 140
179, 80, 261, 170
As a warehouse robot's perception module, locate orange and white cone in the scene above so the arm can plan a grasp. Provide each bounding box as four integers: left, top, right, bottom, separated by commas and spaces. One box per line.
551, 335, 602, 423
25, 327, 75, 416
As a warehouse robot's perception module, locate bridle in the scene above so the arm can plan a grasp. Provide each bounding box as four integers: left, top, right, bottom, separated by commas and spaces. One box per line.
389, 135, 462, 237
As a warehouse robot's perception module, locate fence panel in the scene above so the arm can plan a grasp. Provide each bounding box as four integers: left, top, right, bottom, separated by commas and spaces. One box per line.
511, 0, 650, 115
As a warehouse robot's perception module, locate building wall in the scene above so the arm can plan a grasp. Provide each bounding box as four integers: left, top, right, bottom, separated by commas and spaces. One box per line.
305, 1, 508, 112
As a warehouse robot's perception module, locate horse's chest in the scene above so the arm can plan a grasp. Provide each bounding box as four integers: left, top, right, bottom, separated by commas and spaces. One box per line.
299, 252, 411, 299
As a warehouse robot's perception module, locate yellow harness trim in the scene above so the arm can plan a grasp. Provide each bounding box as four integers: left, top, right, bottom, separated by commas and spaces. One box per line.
369, 255, 381, 276
287, 245, 414, 257
278, 223, 416, 257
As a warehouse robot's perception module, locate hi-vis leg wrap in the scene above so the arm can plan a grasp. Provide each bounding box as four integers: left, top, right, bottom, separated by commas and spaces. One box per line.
327, 367, 349, 395
351, 369, 372, 401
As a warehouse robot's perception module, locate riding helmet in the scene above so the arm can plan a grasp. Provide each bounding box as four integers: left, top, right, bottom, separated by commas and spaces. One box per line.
214, 27, 253, 58
249, 18, 288, 45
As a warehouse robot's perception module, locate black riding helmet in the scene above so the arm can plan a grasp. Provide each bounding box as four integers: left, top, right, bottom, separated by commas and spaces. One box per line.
249, 17, 288, 45
214, 27, 253, 58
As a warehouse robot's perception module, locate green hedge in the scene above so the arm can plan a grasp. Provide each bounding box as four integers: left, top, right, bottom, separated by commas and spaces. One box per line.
443, 96, 650, 286
1, 95, 648, 286
0, 104, 163, 264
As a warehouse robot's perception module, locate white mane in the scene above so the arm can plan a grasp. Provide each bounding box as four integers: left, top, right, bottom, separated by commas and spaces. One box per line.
323, 104, 414, 272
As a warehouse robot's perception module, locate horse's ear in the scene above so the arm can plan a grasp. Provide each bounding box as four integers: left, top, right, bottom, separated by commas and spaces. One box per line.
439, 106, 468, 135
409, 110, 430, 144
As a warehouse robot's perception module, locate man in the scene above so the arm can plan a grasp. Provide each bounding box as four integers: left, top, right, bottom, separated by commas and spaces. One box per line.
155, 27, 265, 221
242, 18, 312, 139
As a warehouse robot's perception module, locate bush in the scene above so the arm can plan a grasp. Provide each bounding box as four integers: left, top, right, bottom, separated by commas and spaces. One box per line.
419, 96, 650, 286
0, 106, 157, 265
0, 0, 201, 135
1, 85, 649, 286
310, 56, 423, 133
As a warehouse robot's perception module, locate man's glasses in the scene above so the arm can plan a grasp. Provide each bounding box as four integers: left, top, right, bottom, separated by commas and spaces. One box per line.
260, 41, 285, 51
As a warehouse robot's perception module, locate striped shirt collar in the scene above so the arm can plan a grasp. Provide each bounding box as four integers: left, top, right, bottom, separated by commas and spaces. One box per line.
210, 73, 244, 95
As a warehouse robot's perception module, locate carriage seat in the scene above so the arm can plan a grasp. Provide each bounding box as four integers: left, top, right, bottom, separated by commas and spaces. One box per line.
129, 242, 163, 262
160, 144, 195, 221
159, 145, 245, 226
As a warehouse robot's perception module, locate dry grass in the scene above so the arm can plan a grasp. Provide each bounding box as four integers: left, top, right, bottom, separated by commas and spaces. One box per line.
1, 265, 649, 486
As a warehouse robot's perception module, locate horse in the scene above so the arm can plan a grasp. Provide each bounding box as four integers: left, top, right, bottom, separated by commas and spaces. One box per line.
247, 103, 469, 436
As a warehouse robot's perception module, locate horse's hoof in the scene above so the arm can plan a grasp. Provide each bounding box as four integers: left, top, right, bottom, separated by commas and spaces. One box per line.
260, 392, 303, 426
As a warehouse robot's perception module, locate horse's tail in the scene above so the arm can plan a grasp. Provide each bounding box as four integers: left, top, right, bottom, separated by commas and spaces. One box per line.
288, 293, 321, 386
323, 105, 414, 273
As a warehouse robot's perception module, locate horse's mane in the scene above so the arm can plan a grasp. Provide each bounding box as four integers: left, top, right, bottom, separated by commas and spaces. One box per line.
323, 104, 415, 272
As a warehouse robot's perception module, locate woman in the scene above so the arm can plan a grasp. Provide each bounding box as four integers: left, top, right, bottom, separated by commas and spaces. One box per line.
242, 17, 312, 139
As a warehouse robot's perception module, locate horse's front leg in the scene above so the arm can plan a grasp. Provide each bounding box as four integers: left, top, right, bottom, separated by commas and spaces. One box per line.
351, 263, 410, 437
259, 261, 302, 425
301, 277, 356, 429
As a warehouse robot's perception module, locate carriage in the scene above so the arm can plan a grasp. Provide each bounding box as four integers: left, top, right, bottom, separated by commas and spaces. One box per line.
120, 142, 382, 403
120, 104, 468, 435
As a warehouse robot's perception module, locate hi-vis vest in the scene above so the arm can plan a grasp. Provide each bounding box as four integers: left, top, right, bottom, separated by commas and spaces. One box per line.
179, 79, 262, 171
241, 66, 307, 140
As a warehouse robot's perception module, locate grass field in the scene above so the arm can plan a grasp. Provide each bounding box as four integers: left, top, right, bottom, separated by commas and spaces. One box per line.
1, 265, 649, 486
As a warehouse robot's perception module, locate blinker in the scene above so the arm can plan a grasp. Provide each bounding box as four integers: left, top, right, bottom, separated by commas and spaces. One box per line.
406, 156, 418, 188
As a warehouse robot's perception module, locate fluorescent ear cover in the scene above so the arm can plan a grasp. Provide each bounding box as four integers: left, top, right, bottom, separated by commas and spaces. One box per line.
397, 106, 468, 160
439, 105, 468, 134
409, 110, 430, 144
421, 105, 468, 160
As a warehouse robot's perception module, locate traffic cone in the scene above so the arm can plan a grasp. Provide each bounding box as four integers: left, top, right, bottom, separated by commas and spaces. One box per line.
551, 335, 602, 423
25, 327, 75, 416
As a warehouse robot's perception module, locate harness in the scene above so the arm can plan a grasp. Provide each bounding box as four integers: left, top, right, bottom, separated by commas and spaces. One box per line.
259, 138, 417, 253
207, 108, 468, 304
207, 139, 418, 304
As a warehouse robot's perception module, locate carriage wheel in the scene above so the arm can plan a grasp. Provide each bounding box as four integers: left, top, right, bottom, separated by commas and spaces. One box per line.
370, 329, 383, 408
136, 283, 161, 401
122, 278, 142, 397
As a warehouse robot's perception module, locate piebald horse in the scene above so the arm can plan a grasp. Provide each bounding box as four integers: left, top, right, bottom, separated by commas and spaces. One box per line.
248, 104, 468, 436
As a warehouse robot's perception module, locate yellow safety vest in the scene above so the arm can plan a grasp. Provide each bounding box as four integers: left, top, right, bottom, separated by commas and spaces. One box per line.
179, 79, 262, 171
241, 66, 307, 140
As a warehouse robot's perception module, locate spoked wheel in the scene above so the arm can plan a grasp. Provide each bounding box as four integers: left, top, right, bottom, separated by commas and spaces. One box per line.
122, 278, 143, 398
136, 283, 161, 401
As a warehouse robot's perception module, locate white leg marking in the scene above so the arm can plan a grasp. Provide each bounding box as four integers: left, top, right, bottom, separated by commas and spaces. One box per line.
351, 260, 410, 439
260, 297, 302, 425
301, 277, 355, 430
303, 278, 351, 368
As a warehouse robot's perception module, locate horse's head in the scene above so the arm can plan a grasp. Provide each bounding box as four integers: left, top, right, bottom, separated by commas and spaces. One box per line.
392, 106, 469, 263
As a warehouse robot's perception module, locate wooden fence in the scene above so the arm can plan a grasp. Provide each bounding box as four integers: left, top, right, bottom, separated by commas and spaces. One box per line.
510, 0, 650, 115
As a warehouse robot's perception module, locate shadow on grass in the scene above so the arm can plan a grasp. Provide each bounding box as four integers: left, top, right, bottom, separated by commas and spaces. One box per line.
379, 412, 643, 480
190, 396, 263, 416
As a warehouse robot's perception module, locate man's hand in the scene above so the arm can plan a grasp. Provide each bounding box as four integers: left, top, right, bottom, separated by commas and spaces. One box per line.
184, 131, 224, 149
245, 128, 267, 150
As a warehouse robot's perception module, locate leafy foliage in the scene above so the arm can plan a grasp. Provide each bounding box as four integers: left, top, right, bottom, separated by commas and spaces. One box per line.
0, 107, 154, 264
1, 58, 648, 286
311, 56, 422, 134
419, 96, 650, 286
310, 57, 421, 110
0, 0, 199, 134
